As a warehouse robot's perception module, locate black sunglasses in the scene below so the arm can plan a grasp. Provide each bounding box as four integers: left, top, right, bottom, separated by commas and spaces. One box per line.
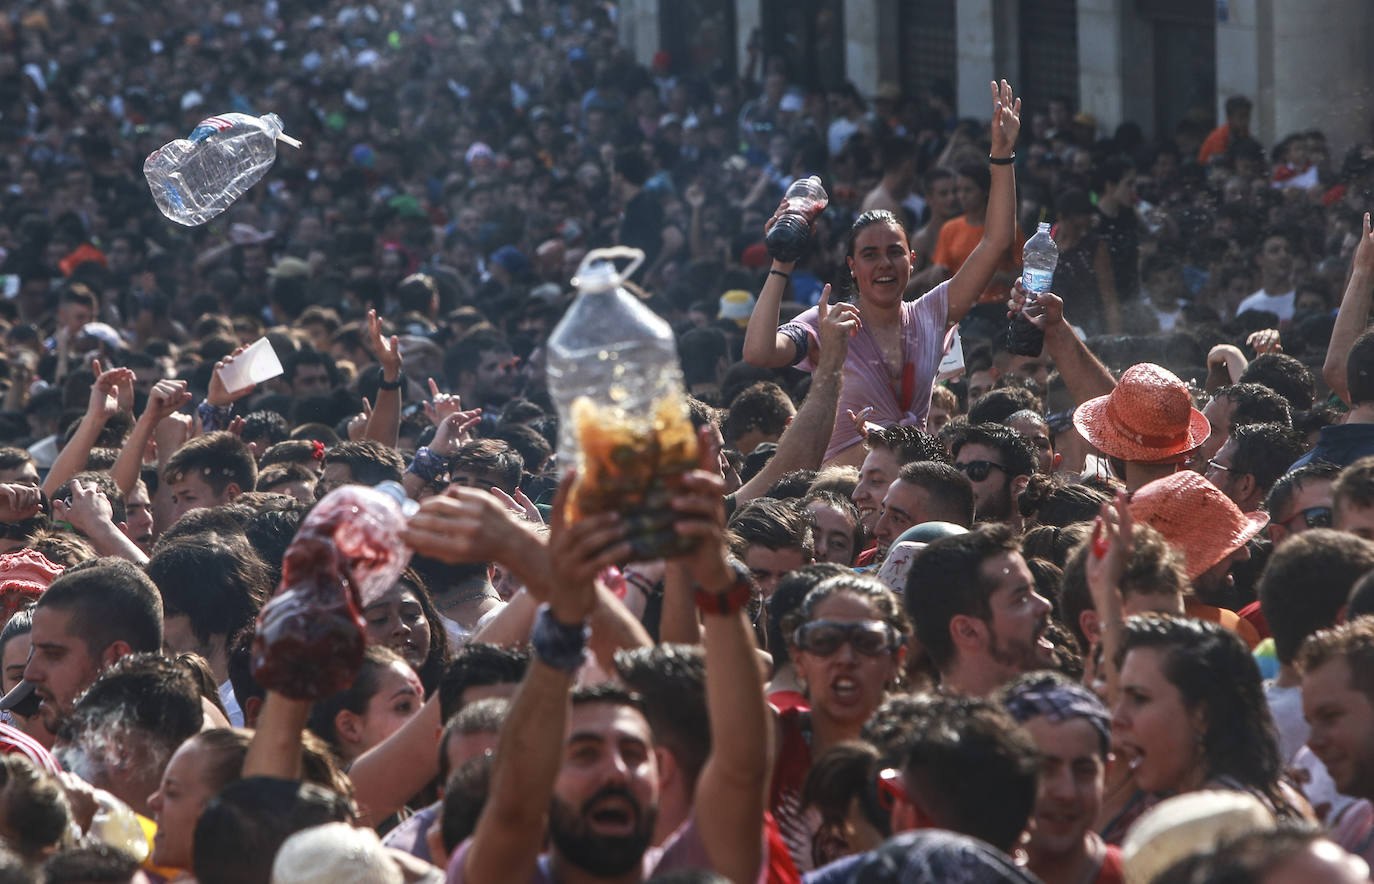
1278, 505, 1332, 530
954, 460, 1007, 482
793, 620, 902, 657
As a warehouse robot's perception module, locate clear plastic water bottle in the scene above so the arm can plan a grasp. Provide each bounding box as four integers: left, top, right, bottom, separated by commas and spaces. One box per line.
546, 247, 699, 559
144, 112, 302, 227
1006, 222, 1058, 356
765, 175, 829, 263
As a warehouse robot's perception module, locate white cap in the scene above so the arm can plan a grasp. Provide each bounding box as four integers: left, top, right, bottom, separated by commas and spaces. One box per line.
1121, 790, 1276, 884
271, 823, 433, 884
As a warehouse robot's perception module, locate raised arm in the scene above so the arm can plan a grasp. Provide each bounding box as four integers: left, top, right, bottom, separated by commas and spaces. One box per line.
946, 80, 1020, 325
1009, 283, 1116, 404
1325, 212, 1374, 404
735, 285, 853, 505
113, 379, 191, 496
463, 477, 630, 883
744, 202, 810, 368
669, 459, 769, 884
43, 365, 133, 498
1084, 493, 1131, 705
363, 309, 404, 449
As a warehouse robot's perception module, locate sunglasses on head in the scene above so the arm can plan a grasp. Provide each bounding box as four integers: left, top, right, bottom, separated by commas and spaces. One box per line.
953, 460, 1007, 482
793, 619, 902, 657
1279, 505, 1332, 530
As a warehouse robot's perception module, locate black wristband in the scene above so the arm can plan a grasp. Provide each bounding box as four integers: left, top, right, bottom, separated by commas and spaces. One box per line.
769, 269, 791, 281
989, 153, 1016, 166
531, 604, 588, 674
378, 371, 405, 391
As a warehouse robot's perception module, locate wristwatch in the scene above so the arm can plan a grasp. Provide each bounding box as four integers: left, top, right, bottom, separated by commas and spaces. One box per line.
378, 370, 406, 391
693, 559, 755, 616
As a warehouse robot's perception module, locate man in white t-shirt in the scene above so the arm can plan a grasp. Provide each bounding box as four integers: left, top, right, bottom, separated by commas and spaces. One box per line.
1235, 231, 1296, 321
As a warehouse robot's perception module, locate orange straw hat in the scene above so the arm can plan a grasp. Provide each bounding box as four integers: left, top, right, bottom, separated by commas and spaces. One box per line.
1073, 364, 1210, 464
1129, 472, 1268, 580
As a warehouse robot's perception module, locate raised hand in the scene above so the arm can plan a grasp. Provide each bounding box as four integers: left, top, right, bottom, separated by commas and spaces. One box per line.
430, 409, 482, 456
989, 79, 1022, 157
88, 365, 135, 423
402, 485, 530, 570
684, 182, 706, 211
1247, 329, 1282, 355
53, 478, 115, 534
368, 309, 403, 381
545, 472, 629, 622
346, 398, 373, 442
208, 344, 257, 406
142, 379, 192, 424
1007, 277, 1063, 331
816, 284, 860, 349
1355, 213, 1374, 274
0, 483, 42, 523
667, 427, 734, 591
424, 378, 467, 425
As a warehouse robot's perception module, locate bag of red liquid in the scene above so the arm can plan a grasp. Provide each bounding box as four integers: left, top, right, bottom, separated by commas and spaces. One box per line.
251, 484, 412, 699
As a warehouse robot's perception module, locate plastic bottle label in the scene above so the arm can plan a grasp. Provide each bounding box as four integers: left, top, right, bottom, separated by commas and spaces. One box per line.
187, 116, 237, 143
1023, 268, 1054, 294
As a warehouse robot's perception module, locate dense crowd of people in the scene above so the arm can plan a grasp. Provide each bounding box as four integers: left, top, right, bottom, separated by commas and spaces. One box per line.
7, 0, 1374, 883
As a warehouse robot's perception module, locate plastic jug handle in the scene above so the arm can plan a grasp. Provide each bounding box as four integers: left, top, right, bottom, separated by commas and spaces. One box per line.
572, 247, 645, 288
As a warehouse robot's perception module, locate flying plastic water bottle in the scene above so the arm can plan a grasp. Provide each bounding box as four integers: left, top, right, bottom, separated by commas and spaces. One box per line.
144, 112, 302, 227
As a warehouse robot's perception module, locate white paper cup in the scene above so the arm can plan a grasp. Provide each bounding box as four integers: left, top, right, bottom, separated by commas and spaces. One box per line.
219, 337, 283, 393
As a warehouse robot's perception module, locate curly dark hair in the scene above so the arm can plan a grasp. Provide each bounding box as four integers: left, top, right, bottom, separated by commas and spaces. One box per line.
1117, 614, 1292, 816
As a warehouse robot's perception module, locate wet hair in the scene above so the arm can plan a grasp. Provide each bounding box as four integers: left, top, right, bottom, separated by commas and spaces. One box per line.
1238, 353, 1315, 411
163, 431, 258, 497
259, 439, 326, 471
448, 439, 523, 494
865, 425, 948, 465
65, 652, 203, 776
439, 753, 495, 855
42, 843, 141, 884
802, 741, 891, 850
37, 558, 162, 658
1214, 383, 1293, 430
900, 694, 1039, 854
146, 533, 269, 648
949, 422, 1039, 478
1020, 522, 1091, 569
193, 778, 354, 884
438, 643, 529, 722
323, 439, 405, 486
613, 643, 710, 787
904, 524, 1022, 670
767, 563, 853, 667
1260, 529, 1374, 665
1227, 423, 1308, 496
967, 387, 1041, 426
437, 697, 508, 783
1117, 615, 1289, 814
1298, 618, 1374, 706
240, 410, 290, 449
782, 573, 911, 651
1018, 475, 1109, 527
896, 461, 975, 527
724, 382, 795, 447
186, 728, 252, 796
845, 210, 908, 262
1061, 523, 1186, 651
728, 497, 814, 557
307, 646, 410, 756
0, 754, 69, 861
800, 490, 865, 564
1266, 461, 1339, 520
